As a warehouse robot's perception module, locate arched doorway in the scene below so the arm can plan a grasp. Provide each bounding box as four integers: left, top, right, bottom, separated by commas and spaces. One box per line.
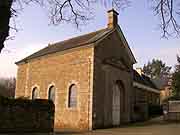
112, 80, 125, 126
117, 81, 125, 122
112, 83, 120, 126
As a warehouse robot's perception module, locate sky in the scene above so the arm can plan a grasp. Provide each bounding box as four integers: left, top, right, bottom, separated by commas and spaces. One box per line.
0, 1, 179, 78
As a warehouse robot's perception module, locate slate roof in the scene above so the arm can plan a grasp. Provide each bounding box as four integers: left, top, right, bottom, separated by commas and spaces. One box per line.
133, 70, 158, 90
16, 28, 113, 64
152, 76, 171, 90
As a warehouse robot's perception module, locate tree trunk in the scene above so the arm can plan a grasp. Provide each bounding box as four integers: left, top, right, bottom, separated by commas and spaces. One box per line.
0, 0, 13, 53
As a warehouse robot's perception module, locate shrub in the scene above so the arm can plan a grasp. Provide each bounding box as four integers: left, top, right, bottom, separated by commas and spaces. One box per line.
0, 97, 55, 132
148, 104, 163, 117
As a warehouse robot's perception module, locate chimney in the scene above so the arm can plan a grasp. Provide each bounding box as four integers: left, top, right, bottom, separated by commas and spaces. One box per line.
107, 9, 119, 28
136, 68, 144, 76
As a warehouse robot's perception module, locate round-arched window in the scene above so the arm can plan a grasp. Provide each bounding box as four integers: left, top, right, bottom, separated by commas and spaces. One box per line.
32, 87, 39, 100
68, 84, 77, 108
48, 86, 55, 103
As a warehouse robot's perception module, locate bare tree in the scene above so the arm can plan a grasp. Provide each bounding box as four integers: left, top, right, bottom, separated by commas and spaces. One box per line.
151, 0, 180, 38
0, 0, 180, 52
0, 77, 16, 98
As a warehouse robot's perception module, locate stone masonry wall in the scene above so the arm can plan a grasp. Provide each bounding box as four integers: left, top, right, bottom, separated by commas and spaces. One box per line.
92, 31, 133, 129
132, 87, 160, 122
16, 64, 27, 97
16, 46, 94, 130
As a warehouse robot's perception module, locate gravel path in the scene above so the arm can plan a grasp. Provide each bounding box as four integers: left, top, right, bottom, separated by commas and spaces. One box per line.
55, 116, 180, 135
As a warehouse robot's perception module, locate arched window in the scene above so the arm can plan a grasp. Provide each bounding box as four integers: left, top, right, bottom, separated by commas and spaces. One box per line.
68, 84, 77, 108
32, 87, 39, 100
48, 86, 55, 102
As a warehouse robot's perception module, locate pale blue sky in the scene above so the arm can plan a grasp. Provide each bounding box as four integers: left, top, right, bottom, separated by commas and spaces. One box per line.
0, 1, 179, 77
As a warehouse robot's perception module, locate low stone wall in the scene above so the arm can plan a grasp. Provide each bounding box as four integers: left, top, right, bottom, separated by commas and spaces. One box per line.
164, 112, 180, 121
132, 103, 149, 122
163, 100, 180, 121
0, 96, 55, 133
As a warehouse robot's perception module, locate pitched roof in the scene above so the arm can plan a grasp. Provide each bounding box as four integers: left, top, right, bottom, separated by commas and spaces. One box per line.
133, 70, 158, 90
152, 76, 172, 90
16, 28, 113, 64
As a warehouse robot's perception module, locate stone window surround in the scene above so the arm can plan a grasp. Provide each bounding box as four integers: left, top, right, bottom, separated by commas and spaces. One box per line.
31, 84, 40, 99
30, 81, 80, 110
47, 82, 56, 105
66, 80, 79, 110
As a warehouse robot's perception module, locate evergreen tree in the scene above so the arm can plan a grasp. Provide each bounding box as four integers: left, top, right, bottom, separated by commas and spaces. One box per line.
143, 59, 171, 79
172, 55, 180, 96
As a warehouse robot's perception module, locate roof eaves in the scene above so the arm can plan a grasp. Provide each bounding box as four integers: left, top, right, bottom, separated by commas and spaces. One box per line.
116, 26, 137, 64
133, 81, 160, 94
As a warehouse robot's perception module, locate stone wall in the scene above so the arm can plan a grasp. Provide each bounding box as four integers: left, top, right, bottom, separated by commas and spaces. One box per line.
16, 46, 94, 130
160, 86, 172, 104
92, 30, 133, 129
132, 87, 160, 122
133, 87, 160, 105
0, 97, 54, 133
132, 87, 148, 121
163, 100, 180, 121
164, 112, 180, 121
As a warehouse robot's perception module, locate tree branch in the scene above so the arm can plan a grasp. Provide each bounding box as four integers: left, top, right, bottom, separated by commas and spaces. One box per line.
152, 0, 180, 38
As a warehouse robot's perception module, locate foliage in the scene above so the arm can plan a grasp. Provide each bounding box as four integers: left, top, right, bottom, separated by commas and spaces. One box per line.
143, 59, 171, 79
171, 55, 180, 96
0, 0, 13, 52
163, 95, 180, 102
148, 104, 163, 117
0, 97, 54, 133
175, 55, 180, 72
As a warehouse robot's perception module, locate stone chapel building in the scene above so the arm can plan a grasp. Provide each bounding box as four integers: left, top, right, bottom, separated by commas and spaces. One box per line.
15, 9, 160, 130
